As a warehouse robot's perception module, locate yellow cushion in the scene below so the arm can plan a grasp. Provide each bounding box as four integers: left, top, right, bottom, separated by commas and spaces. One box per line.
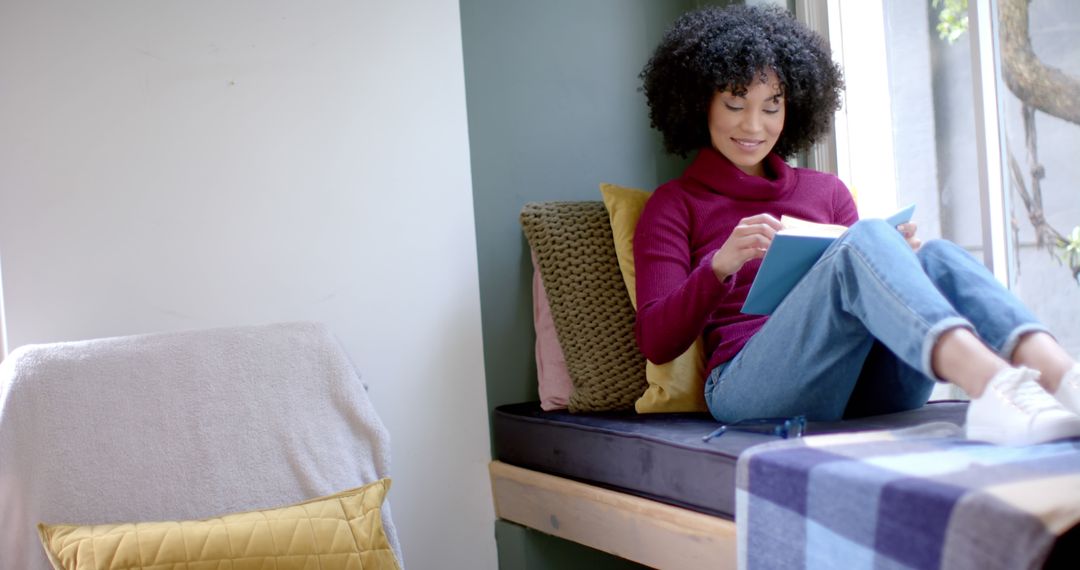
600, 183, 707, 413
38, 479, 400, 570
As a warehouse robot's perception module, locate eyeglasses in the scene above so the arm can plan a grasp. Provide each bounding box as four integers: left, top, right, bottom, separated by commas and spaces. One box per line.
701, 415, 806, 442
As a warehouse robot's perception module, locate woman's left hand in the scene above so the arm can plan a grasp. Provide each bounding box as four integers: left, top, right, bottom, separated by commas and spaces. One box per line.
897, 222, 921, 251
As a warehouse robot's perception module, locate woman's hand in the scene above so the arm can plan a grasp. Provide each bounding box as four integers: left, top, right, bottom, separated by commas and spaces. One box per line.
898, 221, 921, 251
711, 213, 783, 281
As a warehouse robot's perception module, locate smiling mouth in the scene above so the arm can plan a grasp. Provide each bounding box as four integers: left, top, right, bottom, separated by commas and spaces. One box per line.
732, 138, 763, 149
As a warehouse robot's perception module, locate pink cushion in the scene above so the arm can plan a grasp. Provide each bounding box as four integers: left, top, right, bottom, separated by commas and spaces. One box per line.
532, 251, 572, 410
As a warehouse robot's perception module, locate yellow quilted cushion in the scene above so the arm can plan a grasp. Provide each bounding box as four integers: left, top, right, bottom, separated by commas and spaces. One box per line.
38, 478, 400, 570
600, 183, 707, 413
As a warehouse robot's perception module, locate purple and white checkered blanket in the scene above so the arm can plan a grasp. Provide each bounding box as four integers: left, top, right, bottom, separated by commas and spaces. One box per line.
736, 422, 1080, 569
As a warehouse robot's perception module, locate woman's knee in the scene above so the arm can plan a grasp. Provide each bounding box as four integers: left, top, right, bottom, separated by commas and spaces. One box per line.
847, 218, 892, 237
918, 238, 955, 258
838, 219, 909, 253
916, 238, 973, 270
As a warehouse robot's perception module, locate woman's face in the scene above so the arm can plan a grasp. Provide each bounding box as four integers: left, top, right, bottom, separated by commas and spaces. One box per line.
707, 69, 785, 177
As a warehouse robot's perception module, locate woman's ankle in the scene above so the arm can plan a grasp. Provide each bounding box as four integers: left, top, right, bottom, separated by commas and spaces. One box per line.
932, 328, 1009, 398
1011, 332, 1075, 391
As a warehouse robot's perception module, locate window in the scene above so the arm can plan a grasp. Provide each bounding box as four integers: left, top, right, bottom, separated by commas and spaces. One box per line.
994, 0, 1080, 356
807, 0, 1080, 397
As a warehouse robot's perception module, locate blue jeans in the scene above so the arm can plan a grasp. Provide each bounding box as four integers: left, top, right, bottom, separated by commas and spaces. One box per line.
705, 219, 1048, 423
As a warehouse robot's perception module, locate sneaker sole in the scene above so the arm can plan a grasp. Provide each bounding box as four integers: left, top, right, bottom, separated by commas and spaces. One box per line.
966, 423, 1080, 446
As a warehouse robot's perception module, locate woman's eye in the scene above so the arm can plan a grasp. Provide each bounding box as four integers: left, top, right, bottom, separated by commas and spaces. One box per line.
724, 103, 743, 111
764, 108, 780, 114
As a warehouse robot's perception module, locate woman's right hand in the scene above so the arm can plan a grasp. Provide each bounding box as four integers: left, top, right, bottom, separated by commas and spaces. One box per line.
710, 213, 783, 281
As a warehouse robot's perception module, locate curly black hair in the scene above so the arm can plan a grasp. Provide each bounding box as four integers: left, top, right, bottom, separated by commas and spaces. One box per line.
641, 4, 844, 159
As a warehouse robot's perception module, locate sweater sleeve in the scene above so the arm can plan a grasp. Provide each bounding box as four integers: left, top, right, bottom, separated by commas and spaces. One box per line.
633, 188, 734, 364
831, 177, 860, 226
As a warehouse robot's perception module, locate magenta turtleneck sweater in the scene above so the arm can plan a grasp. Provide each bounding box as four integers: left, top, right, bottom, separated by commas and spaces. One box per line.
633, 147, 859, 373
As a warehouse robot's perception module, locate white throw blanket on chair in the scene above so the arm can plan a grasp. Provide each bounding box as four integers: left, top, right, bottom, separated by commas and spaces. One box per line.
0, 321, 401, 569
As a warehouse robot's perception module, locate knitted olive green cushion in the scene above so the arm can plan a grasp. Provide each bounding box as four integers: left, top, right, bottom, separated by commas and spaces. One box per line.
520, 201, 647, 412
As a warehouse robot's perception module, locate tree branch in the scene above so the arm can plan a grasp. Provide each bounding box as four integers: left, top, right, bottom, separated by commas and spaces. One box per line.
1008, 142, 1061, 253
1000, 0, 1080, 125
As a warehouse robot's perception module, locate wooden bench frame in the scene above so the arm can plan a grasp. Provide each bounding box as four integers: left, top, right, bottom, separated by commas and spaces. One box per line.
489, 461, 737, 570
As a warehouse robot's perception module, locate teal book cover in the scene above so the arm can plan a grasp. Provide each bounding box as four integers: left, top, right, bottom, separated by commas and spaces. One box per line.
741, 204, 916, 315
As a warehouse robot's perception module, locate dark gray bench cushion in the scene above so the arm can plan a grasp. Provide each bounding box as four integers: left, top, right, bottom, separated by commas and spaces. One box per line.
493, 401, 967, 518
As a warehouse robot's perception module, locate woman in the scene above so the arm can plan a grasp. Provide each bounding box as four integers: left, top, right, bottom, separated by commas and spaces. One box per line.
634, 4, 1080, 445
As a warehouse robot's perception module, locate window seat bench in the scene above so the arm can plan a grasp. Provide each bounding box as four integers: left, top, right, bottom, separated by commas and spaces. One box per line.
490, 401, 969, 569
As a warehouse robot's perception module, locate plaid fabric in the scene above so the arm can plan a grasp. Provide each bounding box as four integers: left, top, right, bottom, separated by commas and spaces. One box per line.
736, 422, 1080, 570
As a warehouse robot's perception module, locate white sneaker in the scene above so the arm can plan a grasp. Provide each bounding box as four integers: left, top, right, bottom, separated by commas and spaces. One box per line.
1052, 364, 1080, 416
965, 367, 1080, 446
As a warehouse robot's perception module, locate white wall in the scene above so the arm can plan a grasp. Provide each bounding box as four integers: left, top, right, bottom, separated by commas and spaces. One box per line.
0, 1, 496, 567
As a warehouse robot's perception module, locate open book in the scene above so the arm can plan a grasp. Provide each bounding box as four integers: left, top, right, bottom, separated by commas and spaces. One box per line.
741, 204, 916, 315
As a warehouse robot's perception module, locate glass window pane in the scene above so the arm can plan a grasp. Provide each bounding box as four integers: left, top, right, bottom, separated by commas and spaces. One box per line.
884, 2, 983, 250
996, 0, 1080, 355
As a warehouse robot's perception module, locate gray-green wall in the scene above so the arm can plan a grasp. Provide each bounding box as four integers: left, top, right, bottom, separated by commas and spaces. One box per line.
460, 1, 729, 567
461, 0, 726, 418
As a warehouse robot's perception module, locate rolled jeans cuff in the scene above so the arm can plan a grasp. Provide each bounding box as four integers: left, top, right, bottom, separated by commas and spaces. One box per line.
921, 317, 976, 383
999, 324, 1053, 361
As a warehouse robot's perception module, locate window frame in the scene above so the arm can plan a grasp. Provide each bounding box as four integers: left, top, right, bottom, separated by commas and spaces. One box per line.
0, 253, 8, 360
800, 0, 1012, 283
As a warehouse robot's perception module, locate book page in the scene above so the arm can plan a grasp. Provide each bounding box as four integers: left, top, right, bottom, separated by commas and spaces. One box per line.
778, 215, 848, 238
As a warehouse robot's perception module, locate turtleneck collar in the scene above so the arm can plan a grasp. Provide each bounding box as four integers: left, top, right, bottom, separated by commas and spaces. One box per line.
683, 146, 796, 202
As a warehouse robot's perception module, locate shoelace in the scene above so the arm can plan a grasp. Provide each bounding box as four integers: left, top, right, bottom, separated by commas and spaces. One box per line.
1000, 373, 1061, 415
